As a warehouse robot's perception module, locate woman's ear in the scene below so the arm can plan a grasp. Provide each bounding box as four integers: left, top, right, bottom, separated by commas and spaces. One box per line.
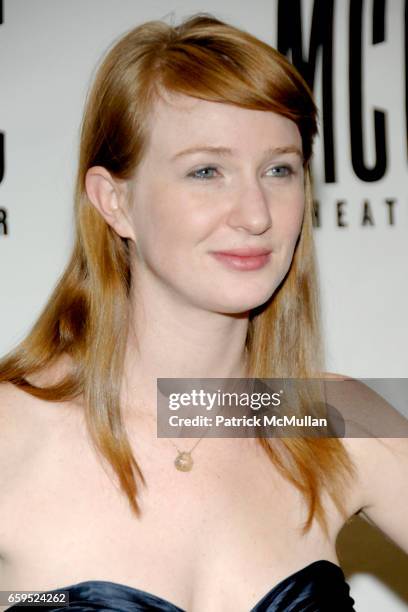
85, 166, 136, 241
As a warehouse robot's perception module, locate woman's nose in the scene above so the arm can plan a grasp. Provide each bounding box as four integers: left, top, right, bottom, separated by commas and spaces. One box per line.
226, 178, 272, 235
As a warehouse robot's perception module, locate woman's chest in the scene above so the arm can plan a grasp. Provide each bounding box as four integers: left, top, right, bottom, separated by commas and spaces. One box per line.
0, 432, 346, 610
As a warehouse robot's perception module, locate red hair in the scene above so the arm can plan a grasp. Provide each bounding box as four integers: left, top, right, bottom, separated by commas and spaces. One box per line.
0, 14, 356, 536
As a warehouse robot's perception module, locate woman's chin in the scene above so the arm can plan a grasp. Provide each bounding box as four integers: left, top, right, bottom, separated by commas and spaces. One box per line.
206, 292, 275, 315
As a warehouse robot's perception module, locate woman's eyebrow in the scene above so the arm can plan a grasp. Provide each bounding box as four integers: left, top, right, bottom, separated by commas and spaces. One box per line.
171, 145, 303, 160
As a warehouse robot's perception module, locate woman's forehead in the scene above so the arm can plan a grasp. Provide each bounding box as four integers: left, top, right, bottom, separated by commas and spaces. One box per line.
145, 93, 302, 159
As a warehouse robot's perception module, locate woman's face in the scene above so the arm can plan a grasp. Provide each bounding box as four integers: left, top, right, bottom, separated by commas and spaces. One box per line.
125, 93, 305, 314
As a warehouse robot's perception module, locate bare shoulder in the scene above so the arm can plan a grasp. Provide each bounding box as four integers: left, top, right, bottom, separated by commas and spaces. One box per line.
321, 372, 408, 437
0, 358, 83, 487
321, 371, 352, 380
321, 372, 408, 554
0, 382, 46, 540
0, 381, 41, 454
0, 381, 54, 481
0, 356, 71, 437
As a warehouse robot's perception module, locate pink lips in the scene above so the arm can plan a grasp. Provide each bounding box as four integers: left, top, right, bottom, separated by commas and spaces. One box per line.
211, 247, 272, 271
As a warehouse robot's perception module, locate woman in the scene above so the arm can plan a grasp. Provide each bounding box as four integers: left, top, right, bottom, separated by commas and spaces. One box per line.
0, 13, 407, 612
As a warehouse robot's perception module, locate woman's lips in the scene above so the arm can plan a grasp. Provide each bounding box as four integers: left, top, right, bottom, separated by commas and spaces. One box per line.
211, 250, 272, 271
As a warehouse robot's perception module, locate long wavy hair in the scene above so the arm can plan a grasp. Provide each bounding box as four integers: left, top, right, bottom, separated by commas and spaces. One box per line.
0, 14, 356, 535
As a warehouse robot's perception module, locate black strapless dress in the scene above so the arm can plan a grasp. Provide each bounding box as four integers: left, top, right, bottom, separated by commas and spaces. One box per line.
5, 560, 356, 611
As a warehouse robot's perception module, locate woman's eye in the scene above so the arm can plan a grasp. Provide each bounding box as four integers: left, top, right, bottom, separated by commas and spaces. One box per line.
188, 166, 219, 180
266, 165, 293, 177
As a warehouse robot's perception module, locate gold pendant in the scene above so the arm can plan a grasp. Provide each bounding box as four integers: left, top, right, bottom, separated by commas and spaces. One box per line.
174, 451, 193, 472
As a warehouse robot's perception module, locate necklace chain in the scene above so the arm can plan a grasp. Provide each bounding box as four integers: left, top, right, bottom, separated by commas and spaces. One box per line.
165, 349, 250, 472
168, 437, 203, 455
168, 433, 208, 472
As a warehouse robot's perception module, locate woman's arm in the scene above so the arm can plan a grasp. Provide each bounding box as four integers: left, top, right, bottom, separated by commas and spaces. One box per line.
352, 435, 408, 554
324, 375, 408, 554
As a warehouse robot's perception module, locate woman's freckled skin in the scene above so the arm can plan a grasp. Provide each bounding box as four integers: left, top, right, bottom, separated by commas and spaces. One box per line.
124, 93, 305, 315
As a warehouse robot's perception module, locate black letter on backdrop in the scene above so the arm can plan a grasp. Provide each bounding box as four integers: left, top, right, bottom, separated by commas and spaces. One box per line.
312, 201, 321, 227
277, 0, 335, 183
362, 201, 375, 225
336, 201, 348, 227
0, 208, 7, 235
385, 198, 396, 225
349, 0, 387, 181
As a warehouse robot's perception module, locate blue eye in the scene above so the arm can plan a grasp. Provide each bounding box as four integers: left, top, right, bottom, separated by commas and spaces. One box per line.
188, 166, 219, 180
266, 165, 293, 177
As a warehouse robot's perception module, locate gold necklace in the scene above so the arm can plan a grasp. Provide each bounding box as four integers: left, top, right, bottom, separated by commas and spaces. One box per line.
168, 437, 205, 472
165, 349, 250, 472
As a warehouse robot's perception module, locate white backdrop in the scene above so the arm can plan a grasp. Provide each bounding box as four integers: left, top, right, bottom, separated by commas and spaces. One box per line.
0, 1, 407, 610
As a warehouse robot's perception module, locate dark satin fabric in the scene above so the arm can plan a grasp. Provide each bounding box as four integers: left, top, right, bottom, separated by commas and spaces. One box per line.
5, 560, 356, 611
